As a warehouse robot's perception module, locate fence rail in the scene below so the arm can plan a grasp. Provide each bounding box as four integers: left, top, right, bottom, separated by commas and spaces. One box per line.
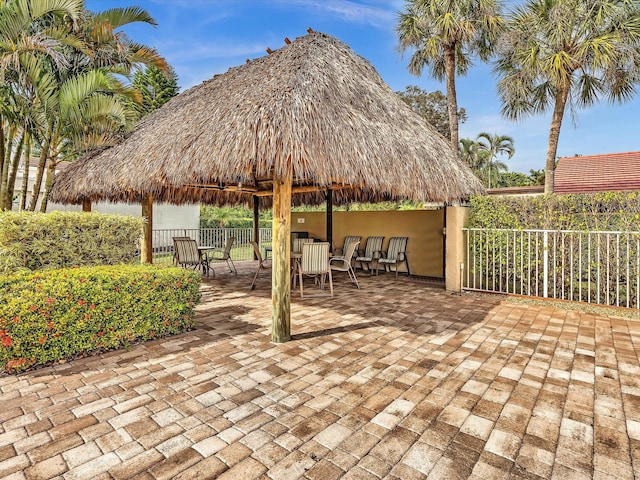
463, 228, 640, 309
152, 228, 273, 262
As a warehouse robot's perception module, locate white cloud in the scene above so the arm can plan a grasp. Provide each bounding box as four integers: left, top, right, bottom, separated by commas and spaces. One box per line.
275, 0, 397, 28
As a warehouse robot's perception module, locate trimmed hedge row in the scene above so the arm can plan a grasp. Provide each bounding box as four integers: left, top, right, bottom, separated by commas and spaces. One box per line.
0, 265, 201, 373
0, 211, 144, 274
469, 192, 640, 231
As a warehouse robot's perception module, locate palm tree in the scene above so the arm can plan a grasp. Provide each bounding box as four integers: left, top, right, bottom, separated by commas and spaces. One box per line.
476, 132, 514, 188
458, 137, 483, 169
495, 0, 640, 193
0, 0, 83, 210
28, 5, 168, 211
397, 0, 505, 153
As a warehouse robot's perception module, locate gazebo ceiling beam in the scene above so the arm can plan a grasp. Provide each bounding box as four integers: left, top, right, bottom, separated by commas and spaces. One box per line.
183, 183, 353, 196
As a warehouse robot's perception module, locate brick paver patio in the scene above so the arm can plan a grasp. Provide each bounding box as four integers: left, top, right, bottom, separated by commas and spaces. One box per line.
1, 262, 640, 479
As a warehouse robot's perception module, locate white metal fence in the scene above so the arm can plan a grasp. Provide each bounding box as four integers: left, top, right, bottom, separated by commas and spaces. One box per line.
152, 228, 273, 262
463, 228, 640, 309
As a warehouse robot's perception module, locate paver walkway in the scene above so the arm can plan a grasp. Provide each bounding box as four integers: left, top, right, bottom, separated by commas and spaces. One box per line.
1, 262, 640, 479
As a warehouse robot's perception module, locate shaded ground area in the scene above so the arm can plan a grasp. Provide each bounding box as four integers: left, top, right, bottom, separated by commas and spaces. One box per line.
1, 261, 640, 479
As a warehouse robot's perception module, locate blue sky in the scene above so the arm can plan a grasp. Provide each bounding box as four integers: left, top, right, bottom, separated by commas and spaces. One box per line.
87, 0, 639, 174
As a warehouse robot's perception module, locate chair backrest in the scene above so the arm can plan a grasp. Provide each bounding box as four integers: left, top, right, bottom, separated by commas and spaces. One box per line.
342, 236, 361, 255
292, 237, 314, 254
342, 239, 360, 261
386, 237, 408, 260
300, 242, 330, 274
250, 241, 264, 264
173, 237, 200, 265
364, 236, 384, 257
222, 236, 235, 254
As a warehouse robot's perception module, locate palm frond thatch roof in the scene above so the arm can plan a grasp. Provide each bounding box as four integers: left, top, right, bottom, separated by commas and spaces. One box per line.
50, 30, 484, 206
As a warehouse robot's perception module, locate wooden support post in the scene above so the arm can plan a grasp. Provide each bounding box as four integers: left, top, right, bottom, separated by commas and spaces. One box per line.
82, 199, 91, 212
141, 193, 153, 264
325, 188, 333, 251
271, 174, 291, 343
253, 195, 260, 260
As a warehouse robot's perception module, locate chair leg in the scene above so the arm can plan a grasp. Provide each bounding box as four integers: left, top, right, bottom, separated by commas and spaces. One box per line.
250, 265, 261, 290
227, 257, 237, 274
299, 271, 304, 298
348, 266, 360, 288
328, 270, 333, 297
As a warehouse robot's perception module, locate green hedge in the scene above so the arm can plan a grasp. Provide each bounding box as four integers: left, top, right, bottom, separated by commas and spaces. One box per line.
469, 192, 640, 231
0, 211, 144, 274
0, 265, 201, 373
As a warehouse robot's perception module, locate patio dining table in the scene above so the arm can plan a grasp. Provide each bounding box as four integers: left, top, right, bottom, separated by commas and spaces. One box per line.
197, 246, 219, 276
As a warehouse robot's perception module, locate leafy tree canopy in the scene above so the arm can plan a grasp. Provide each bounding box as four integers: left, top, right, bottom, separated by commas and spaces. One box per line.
396, 86, 467, 140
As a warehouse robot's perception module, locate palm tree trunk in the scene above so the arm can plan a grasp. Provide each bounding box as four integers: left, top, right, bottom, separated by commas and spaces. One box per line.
544, 84, 569, 194
40, 158, 56, 213
5, 129, 25, 210
0, 126, 16, 211
28, 124, 53, 211
444, 46, 459, 155
19, 133, 31, 210
0, 117, 5, 196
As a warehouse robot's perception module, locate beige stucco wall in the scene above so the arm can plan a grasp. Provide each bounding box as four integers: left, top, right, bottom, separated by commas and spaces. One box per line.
291, 209, 445, 277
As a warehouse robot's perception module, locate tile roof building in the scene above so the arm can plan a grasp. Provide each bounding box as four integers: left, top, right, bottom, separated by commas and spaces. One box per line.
554, 151, 640, 193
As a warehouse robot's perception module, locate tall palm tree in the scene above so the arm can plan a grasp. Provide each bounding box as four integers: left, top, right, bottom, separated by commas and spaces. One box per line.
397, 0, 505, 153
29, 5, 167, 211
0, 0, 83, 210
495, 0, 640, 193
476, 132, 514, 188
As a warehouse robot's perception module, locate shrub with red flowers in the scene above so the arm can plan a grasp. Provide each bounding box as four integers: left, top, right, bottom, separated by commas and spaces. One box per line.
0, 265, 200, 373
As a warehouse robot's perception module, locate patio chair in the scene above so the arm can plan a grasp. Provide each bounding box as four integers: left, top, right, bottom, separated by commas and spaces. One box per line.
334, 235, 361, 259
249, 241, 271, 290
207, 236, 237, 274
292, 237, 314, 254
173, 237, 212, 276
298, 242, 333, 298
171, 236, 192, 265
377, 237, 410, 276
355, 236, 384, 274
330, 239, 360, 288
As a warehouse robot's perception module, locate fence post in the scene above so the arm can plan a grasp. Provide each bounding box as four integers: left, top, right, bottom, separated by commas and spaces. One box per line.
543, 231, 549, 298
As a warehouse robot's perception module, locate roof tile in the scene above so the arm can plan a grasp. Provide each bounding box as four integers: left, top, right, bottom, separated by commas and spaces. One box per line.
554, 151, 640, 193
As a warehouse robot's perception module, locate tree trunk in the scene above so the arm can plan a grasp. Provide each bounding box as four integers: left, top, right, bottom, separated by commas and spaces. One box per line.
271, 173, 292, 343
0, 117, 5, 198
40, 158, 56, 212
444, 46, 459, 156
544, 84, 570, 194
0, 126, 16, 211
5, 130, 25, 210
28, 124, 52, 211
19, 133, 31, 210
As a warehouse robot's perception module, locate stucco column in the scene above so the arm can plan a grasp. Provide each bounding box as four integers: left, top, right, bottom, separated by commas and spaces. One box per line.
445, 205, 469, 292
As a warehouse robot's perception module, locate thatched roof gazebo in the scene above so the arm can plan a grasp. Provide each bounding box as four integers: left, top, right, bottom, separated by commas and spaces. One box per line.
50, 30, 484, 342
